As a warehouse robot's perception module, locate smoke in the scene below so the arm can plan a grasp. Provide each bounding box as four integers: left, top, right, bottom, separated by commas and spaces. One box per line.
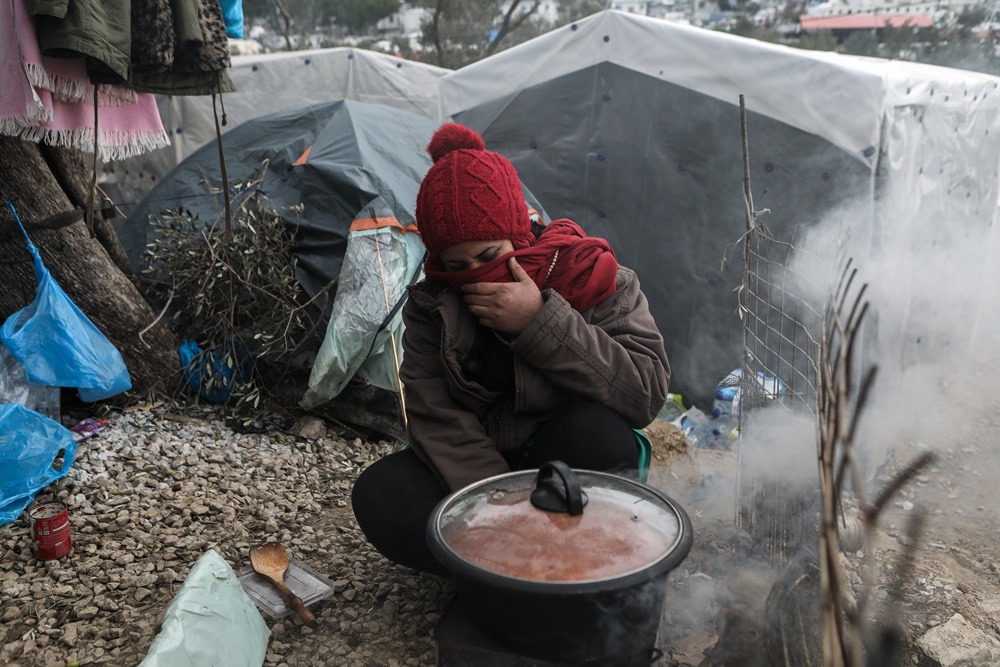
647, 434, 820, 664
644, 124, 1000, 661
784, 180, 1000, 476
738, 408, 817, 487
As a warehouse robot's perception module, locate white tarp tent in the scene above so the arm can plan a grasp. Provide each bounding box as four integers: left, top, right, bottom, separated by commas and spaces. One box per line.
438, 10, 1000, 406
106, 48, 450, 210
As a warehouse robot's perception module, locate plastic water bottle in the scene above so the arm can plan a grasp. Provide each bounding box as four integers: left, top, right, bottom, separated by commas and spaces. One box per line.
31, 385, 61, 422
676, 407, 708, 447
0, 345, 61, 421
712, 385, 737, 419
658, 393, 686, 422
712, 368, 742, 418
698, 418, 735, 450
0, 344, 29, 405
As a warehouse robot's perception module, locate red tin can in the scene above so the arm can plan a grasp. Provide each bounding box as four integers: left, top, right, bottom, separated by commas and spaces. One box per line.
28, 500, 72, 560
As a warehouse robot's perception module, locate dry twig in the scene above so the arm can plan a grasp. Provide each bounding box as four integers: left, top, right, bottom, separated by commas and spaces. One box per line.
817, 262, 936, 667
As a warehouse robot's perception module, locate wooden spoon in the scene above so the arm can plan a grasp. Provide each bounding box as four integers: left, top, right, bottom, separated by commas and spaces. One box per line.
249, 542, 317, 627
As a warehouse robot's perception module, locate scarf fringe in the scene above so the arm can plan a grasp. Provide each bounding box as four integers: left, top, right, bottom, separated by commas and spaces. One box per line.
95, 85, 138, 106
0, 122, 170, 161
0, 104, 53, 129
77, 128, 171, 161
22, 63, 138, 106
24, 62, 86, 102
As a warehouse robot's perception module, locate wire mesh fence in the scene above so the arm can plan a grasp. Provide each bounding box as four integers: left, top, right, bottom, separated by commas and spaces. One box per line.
734, 219, 828, 564
738, 225, 823, 415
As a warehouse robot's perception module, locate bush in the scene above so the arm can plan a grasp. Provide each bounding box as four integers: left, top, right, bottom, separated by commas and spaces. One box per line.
141, 163, 330, 410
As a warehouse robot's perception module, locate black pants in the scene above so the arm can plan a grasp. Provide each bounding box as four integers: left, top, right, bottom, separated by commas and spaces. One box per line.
351, 401, 638, 574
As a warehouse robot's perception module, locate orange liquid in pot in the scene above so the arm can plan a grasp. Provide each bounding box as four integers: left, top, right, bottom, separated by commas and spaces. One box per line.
441, 488, 676, 581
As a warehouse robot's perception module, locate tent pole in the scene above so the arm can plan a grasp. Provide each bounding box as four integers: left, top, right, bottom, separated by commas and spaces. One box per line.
373, 230, 409, 431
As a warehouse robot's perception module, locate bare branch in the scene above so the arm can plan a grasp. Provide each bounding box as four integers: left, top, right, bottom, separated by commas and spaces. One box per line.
485, 0, 542, 55
867, 452, 937, 522
138, 286, 175, 347
274, 0, 294, 51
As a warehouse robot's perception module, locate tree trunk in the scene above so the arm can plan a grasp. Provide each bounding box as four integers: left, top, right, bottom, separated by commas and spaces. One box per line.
40, 144, 134, 276
0, 136, 182, 400
275, 0, 294, 51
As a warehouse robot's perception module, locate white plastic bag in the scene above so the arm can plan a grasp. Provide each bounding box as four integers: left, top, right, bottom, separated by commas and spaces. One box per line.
139, 550, 270, 667
302, 198, 425, 408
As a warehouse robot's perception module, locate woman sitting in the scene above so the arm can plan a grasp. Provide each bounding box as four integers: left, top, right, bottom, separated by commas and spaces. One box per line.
352, 123, 670, 574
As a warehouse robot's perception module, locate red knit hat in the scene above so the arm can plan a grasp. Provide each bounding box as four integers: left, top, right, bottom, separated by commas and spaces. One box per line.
416, 123, 531, 260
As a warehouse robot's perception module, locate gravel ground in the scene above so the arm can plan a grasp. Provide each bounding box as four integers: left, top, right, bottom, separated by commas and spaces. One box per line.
3, 394, 997, 667
0, 406, 452, 667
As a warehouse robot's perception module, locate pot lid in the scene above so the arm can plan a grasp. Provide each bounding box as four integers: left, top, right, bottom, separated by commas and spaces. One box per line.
433, 462, 685, 583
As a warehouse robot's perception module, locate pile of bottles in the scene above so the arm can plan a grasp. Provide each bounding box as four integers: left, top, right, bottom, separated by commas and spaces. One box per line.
660, 367, 790, 451
0, 344, 61, 421
674, 369, 742, 450
677, 405, 739, 451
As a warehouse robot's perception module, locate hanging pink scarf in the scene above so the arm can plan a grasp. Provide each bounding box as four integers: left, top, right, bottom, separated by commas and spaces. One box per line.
425, 219, 620, 312
0, 0, 169, 160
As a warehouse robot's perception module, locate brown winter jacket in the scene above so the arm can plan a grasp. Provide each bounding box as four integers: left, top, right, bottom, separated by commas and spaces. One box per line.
401, 265, 670, 492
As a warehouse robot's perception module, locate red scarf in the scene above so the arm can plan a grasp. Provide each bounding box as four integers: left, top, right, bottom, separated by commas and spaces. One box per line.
424, 219, 619, 312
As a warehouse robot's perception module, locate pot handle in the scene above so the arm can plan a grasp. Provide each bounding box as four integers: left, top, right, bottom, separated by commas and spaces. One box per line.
530, 461, 588, 516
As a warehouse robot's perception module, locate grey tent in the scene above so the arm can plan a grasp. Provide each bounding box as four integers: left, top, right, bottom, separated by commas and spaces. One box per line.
121, 99, 442, 404
438, 10, 1000, 407
122, 99, 440, 304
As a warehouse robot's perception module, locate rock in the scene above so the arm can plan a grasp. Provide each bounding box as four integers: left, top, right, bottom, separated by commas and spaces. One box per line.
290, 417, 327, 441
97, 599, 120, 612
76, 606, 98, 620
62, 623, 80, 647
916, 613, 1000, 666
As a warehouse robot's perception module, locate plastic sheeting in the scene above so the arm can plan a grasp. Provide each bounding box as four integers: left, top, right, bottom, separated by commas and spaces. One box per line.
438, 9, 1000, 406
441, 12, 889, 164
139, 550, 270, 667
219, 0, 243, 39
0, 403, 77, 526
301, 198, 425, 407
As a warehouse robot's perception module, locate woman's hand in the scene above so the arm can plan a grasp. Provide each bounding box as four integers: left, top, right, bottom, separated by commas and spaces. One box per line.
462, 258, 543, 335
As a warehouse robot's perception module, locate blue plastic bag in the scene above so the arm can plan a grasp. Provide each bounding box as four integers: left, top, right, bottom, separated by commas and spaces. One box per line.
218, 0, 244, 38
0, 202, 131, 402
178, 339, 251, 404
0, 403, 77, 526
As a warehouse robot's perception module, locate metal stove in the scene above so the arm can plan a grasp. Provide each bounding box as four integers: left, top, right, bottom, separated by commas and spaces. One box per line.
435, 596, 579, 667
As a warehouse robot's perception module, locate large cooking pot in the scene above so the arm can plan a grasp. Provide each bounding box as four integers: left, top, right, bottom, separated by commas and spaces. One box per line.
427, 461, 692, 666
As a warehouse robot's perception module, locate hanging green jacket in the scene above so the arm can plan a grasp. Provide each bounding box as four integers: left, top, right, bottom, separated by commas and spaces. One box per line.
28, 0, 131, 84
